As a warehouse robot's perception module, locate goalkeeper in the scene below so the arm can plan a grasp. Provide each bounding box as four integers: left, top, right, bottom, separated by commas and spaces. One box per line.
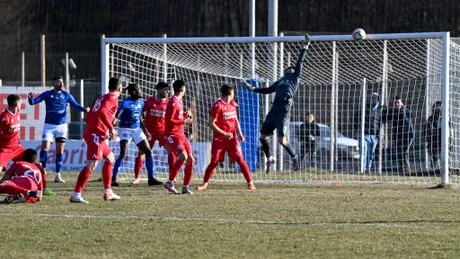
241, 34, 309, 173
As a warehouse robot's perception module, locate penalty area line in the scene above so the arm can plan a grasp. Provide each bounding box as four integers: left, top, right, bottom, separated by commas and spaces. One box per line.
0, 213, 439, 229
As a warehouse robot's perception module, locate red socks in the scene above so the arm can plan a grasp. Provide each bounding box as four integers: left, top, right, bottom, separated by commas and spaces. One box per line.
74, 166, 92, 193
183, 161, 194, 186
203, 160, 219, 183
168, 153, 175, 176
102, 162, 114, 189
134, 157, 143, 179
238, 159, 253, 183
169, 159, 184, 182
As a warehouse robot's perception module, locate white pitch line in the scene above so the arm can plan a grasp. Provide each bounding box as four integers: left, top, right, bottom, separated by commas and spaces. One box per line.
0, 213, 439, 229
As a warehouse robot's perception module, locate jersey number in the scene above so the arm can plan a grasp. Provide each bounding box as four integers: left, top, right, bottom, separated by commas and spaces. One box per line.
92, 133, 100, 144
23, 167, 41, 185
93, 98, 103, 112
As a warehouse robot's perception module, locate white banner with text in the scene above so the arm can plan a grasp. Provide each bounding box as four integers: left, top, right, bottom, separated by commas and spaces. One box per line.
21, 140, 211, 174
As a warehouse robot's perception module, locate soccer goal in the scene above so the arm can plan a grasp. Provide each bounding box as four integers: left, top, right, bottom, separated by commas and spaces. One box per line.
101, 32, 460, 185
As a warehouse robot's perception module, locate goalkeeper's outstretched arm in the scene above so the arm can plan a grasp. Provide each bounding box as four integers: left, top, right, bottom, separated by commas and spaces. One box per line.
240, 80, 278, 94
294, 34, 310, 77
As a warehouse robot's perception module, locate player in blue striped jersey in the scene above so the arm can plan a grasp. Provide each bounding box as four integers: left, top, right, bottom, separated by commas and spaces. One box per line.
28, 76, 89, 184
111, 83, 162, 186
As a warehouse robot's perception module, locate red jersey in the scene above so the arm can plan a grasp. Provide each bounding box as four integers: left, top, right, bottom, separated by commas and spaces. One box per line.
165, 96, 185, 136
5, 161, 43, 190
0, 108, 21, 149
210, 99, 238, 140
143, 96, 169, 134
85, 92, 119, 137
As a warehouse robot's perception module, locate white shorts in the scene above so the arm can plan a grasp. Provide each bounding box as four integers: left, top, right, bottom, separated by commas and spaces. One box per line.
118, 127, 147, 145
42, 123, 68, 142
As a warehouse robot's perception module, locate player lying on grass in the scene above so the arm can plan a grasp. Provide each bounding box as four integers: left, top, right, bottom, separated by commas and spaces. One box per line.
162, 80, 194, 194
70, 77, 122, 204
197, 84, 255, 191
241, 33, 310, 173
0, 94, 55, 196
0, 149, 44, 204
111, 83, 163, 186
28, 75, 89, 183
130, 82, 174, 185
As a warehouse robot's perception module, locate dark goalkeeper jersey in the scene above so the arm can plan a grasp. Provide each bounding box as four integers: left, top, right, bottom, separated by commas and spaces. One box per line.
253, 47, 306, 113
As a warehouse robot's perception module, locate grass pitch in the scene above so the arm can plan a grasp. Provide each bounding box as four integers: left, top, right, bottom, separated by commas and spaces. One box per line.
2, 175, 460, 259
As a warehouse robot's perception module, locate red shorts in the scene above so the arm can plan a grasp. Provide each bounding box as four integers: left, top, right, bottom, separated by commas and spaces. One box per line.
164, 134, 192, 156
149, 133, 166, 148
211, 137, 244, 163
84, 131, 111, 160
0, 145, 26, 168
9, 176, 39, 191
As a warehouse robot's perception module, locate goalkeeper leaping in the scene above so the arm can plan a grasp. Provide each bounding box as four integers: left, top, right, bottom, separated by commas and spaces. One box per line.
241, 34, 310, 173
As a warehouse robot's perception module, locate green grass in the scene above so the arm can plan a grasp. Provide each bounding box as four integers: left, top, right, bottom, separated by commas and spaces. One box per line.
2, 174, 460, 258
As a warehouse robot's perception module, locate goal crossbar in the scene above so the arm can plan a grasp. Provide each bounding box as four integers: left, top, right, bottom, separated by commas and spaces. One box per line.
102, 32, 448, 44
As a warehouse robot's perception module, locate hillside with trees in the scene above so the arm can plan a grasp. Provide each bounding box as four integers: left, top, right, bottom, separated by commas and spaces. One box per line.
0, 0, 459, 81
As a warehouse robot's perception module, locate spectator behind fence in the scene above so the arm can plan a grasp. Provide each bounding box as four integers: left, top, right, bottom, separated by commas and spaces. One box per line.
425, 101, 442, 169
388, 96, 415, 174
299, 112, 320, 168
355, 92, 386, 173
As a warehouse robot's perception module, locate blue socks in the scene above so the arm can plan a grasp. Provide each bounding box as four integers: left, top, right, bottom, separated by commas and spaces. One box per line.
112, 157, 124, 178
39, 150, 48, 168
55, 153, 63, 173
146, 156, 155, 178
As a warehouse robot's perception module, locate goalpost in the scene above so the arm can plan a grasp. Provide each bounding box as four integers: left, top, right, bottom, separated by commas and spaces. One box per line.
101, 32, 460, 185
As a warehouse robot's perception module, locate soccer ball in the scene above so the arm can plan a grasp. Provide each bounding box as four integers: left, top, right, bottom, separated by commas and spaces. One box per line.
352, 28, 366, 41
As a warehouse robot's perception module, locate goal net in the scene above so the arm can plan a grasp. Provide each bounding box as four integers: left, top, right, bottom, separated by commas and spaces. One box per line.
103, 32, 460, 185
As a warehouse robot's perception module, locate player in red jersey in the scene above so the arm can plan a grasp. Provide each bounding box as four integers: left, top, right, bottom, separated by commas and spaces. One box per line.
130, 82, 174, 185
0, 94, 25, 172
196, 84, 255, 191
0, 94, 55, 196
0, 149, 43, 204
163, 80, 194, 194
70, 77, 122, 203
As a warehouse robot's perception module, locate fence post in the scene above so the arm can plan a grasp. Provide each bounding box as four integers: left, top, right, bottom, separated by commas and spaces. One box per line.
22, 51, 25, 87
101, 34, 108, 95
264, 80, 270, 171
80, 79, 85, 139
360, 78, 367, 174
330, 41, 338, 172
41, 34, 46, 87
